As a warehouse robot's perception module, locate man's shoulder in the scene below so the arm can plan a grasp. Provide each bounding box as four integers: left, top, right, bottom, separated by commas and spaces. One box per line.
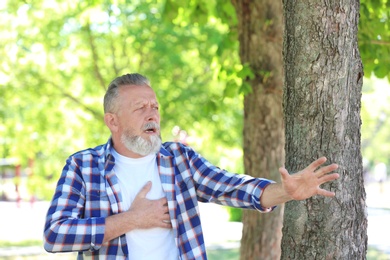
160, 142, 202, 164
162, 141, 185, 149
161, 141, 191, 154
69, 143, 107, 160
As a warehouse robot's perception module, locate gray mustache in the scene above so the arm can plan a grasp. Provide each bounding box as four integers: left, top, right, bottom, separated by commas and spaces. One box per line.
143, 122, 160, 131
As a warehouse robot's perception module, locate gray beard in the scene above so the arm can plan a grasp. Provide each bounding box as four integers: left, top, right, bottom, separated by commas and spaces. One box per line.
121, 131, 162, 156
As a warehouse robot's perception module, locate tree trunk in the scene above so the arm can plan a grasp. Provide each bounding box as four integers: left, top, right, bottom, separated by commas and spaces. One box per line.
231, 1, 284, 259
281, 1, 367, 259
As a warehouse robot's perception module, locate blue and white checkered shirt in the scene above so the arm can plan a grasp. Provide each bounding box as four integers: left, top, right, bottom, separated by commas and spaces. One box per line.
44, 138, 274, 259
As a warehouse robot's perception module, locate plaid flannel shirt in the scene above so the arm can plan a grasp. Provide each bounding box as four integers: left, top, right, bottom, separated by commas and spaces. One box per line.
44, 138, 274, 259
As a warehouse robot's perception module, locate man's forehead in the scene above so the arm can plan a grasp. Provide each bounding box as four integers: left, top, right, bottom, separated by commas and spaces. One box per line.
132, 99, 159, 105
120, 85, 156, 96
120, 86, 158, 104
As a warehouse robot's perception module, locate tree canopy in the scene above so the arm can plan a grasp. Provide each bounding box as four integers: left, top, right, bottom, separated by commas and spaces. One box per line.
0, 0, 389, 199
359, 0, 390, 79
0, 0, 245, 199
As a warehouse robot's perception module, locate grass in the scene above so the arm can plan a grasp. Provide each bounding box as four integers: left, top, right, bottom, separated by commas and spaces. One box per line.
208, 248, 239, 260
207, 247, 389, 260
367, 246, 390, 260
0, 241, 386, 260
0, 240, 41, 247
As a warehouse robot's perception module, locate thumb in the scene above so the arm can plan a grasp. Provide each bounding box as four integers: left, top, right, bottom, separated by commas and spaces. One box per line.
278, 167, 290, 180
136, 181, 152, 199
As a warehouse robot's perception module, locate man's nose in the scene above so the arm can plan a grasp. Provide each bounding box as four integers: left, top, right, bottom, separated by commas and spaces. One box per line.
146, 108, 159, 121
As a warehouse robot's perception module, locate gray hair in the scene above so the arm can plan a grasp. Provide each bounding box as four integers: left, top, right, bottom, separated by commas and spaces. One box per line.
103, 73, 150, 113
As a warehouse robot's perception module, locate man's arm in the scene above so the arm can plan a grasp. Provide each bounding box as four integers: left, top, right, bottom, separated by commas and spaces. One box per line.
44, 158, 171, 252
260, 157, 339, 208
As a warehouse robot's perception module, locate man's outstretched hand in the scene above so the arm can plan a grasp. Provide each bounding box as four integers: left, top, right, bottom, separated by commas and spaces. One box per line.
279, 157, 339, 201
260, 157, 339, 209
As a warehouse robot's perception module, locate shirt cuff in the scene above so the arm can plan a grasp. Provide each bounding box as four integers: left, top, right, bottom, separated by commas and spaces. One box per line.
252, 179, 277, 212
89, 217, 106, 251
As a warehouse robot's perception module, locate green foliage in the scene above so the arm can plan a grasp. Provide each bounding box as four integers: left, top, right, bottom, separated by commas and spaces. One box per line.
359, 0, 390, 79
0, 0, 244, 199
226, 206, 242, 222
361, 76, 390, 169
1, 0, 389, 202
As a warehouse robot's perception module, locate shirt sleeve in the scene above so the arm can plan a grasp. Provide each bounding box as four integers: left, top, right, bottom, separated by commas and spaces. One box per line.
43, 156, 106, 253
186, 146, 277, 212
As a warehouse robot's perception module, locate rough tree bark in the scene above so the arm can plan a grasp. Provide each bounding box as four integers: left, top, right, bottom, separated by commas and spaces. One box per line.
281, 0, 367, 259
231, 1, 284, 259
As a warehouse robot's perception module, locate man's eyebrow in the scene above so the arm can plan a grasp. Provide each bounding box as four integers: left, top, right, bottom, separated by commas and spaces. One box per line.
133, 101, 146, 106
132, 100, 159, 107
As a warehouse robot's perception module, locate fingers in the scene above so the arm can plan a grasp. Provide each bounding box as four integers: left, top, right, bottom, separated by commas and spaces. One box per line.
319, 173, 340, 184
281, 157, 331, 175
162, 219, 171, 224
136, 181, 152, 199
277, 157, 340, 201
315, 163, 339, 177
309, 158, 338, 180
161, 200, 169, 215
317, 188, 336, 197
151, 198, 171, 228
130, 195, 172, 229
278, 167, 290, 180
161, 203, 172, 228
161, 221, 172, 229
308, 157, 327, 171
280, 159, 339, 180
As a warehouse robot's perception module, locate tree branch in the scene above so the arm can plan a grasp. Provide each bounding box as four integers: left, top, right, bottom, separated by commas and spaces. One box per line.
107, 7, 120, 76
85, 21, 107, 91
37, 75, 104, 121
60, 91, 104, 121
360, 39, 390, 46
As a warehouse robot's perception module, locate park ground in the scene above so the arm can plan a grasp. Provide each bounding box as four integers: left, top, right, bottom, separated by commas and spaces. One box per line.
0, 180, 389, 260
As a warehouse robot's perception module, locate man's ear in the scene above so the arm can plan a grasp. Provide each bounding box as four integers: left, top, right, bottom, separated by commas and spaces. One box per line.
104, 113, 119, 132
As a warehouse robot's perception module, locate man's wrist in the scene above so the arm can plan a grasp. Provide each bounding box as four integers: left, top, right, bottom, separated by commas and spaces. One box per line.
260, 183, 293, 208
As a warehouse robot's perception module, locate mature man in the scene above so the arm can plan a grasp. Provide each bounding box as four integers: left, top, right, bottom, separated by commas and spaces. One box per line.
44, 73, 339, 259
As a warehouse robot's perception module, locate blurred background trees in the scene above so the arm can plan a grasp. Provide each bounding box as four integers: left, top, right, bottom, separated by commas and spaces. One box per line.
359, 0, 390, 172
0, 0, 246, 199
1, 0, 388, 201
0, 0, 389, 258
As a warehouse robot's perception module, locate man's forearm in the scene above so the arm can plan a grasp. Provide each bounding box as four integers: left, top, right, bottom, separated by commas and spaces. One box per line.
260, 183, 293, 208
43, 216, 106, 253
103, 211, 137, 243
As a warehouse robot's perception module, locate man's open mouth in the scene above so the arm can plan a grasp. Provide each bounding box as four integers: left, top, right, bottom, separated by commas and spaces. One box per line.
145, 127, 156, 133
143, 122, 160, 134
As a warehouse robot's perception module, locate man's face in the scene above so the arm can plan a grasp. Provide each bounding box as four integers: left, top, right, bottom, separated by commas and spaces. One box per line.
116, 85, 161, 156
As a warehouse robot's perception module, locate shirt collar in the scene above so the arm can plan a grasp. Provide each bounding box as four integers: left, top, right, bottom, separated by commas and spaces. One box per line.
103, 137, 115, 161
158, 145, 173, 158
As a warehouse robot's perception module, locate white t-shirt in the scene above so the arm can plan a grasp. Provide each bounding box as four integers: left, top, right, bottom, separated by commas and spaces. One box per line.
112, 149, 178, 260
